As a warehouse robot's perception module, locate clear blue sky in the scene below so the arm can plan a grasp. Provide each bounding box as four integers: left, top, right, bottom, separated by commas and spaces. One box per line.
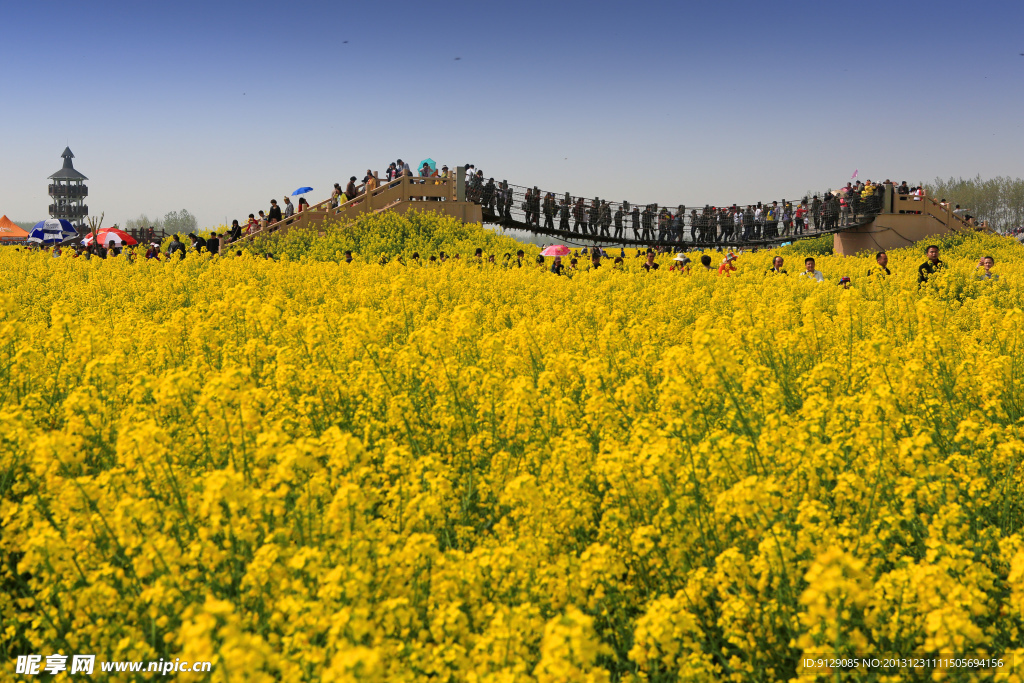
1, 0, 1022, 228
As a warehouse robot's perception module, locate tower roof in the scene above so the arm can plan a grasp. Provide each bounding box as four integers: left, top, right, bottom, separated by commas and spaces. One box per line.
49, 147, 87, 180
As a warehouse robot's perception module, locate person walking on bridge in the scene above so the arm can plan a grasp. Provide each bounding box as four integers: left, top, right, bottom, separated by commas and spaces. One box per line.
614, 204, 624, 239
559, 194, 571, 231
780, 202, 792, 237
765, 202, 778, 239
494, 182, 505, 219
483, 179, 496, 212
826, 193, 840, 230
640, 205, 653, 242
655, 207, 666, 243
630, 203, 640, 240
523, 188, 534, 225
742, 205, 754, 241
268, 199, 282, 224
795, 200, 808, 235
503, 182, 513, 219
573, 197, 586, 234
543, 193, 556, 230
600, 200, 612, 237
811, 195, 821, 231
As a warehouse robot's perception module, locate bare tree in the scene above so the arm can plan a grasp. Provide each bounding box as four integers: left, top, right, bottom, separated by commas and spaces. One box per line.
86, 213, 104, 246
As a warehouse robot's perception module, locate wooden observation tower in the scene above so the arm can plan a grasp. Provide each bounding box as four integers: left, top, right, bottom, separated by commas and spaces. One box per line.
48, 147, 89, 235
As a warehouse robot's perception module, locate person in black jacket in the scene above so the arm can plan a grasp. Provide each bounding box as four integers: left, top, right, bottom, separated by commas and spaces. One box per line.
641, 205, 654, 242
189, 232, 207, 253
482, 179, 496, 212
543, 193, 555, 230
918, 245, 943, 283
503, 182, 513, 218
167, 234, 185, 259
559, 194, 571, 232
268, 199, 283, 224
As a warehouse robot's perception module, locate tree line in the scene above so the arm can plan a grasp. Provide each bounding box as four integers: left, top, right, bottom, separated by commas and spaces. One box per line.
122, 209, 197, 235
925, 175, 1024, 232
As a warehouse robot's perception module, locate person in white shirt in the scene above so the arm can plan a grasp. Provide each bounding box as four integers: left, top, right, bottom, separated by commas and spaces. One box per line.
801, 257, 824, 281
283, 196, 295, 218
753, 205, 763, 239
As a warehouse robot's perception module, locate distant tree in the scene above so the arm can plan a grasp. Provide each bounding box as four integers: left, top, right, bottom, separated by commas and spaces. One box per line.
926, 175, 1024, 232
14, 221, 37, 231
163, 209, 197, 236
124, 213, 163, 233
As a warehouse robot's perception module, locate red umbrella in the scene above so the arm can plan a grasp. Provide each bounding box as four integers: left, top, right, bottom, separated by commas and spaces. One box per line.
540, 244, 571, 257
83, 228, 138, 247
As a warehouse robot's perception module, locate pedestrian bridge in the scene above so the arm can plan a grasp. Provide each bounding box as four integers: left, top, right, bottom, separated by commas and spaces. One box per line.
244, 168, 976, 255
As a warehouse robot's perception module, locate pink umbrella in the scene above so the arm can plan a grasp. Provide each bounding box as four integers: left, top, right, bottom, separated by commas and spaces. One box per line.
541, 244, 571, 257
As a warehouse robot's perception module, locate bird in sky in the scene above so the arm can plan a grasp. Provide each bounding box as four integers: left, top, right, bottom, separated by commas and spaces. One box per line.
454, 57, 461, 60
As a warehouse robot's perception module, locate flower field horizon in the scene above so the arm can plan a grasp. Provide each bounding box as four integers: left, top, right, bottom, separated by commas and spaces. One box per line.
4, 213, 1024, 681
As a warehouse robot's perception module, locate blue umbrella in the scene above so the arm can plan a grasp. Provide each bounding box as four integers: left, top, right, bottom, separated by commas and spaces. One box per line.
418, 159, 436, 175
28, 219, 76, 244
292, 187, 313, 196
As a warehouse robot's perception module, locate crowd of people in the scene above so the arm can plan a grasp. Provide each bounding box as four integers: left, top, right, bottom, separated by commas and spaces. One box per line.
359, 243, 1001, 289
27, 230, 253, 261
16, 234, 1003, 292
228, 159, 463, 240
477, 178, 924, 246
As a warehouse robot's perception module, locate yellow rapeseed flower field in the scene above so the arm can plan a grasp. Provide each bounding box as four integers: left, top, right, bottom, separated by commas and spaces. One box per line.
3, 212, 1024, 682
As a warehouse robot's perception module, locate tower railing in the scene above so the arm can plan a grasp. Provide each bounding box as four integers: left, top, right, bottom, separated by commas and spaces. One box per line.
48, 184, 88, 198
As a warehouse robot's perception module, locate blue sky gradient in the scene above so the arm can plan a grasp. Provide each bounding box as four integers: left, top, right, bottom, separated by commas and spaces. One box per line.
2, 0, 1022, 227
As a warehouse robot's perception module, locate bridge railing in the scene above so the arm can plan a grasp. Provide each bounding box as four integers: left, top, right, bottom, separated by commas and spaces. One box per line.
471, 179, 883, 246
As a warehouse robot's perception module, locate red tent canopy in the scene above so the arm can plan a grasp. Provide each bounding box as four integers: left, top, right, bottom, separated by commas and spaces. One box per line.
0, 215, 30, 241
